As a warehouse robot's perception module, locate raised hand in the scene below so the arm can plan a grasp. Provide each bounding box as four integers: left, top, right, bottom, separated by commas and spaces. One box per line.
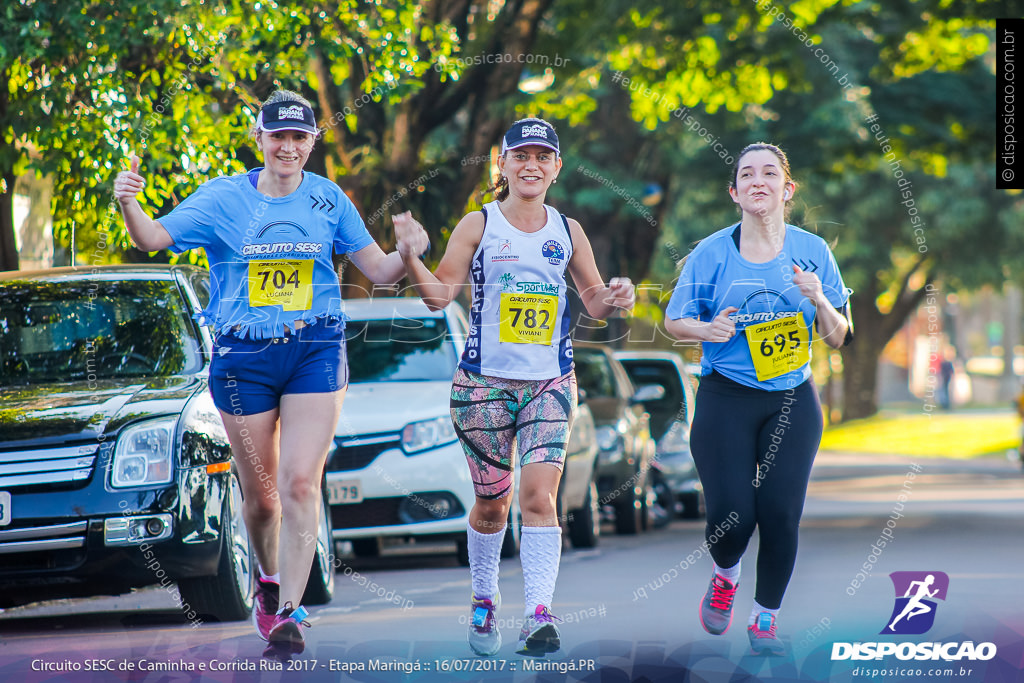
392, 211, 429, 258
114, 155, 145, 203
604, 277, 635, 312
705, 306, 739, 342
792, 265, 824, 304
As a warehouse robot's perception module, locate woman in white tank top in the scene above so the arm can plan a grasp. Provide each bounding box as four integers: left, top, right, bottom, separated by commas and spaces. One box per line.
394, 118, 634, 658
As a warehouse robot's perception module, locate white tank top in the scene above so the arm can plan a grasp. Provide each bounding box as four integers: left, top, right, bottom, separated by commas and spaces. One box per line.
459, 201, 574, 380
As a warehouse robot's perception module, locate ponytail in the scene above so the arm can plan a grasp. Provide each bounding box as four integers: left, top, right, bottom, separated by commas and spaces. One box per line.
486, 171, 509, 201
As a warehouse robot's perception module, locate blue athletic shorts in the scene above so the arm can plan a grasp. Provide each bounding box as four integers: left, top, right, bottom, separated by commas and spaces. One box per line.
209, 318, 348, 416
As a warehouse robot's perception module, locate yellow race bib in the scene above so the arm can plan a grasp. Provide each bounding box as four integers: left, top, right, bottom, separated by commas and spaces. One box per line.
498, 292, 558, 345
247, 259, 314, 312
746, 313, 810, 382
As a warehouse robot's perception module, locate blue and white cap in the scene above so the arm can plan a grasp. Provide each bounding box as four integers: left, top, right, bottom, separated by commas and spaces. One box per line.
256, 100, 319, 136
501, 118, 559, 155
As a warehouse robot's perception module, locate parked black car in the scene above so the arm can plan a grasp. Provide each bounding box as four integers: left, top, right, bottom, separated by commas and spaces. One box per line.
571, 343, 659, 535
615, 350, 705, 519
0, 265, 334, 617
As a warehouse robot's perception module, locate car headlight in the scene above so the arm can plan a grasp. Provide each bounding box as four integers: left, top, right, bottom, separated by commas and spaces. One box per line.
111, 416, 177, 487
401, 416, 457, 454
595, 425, 625, 464
567, 416, 594, 455
657, 420, 690, 455
595, 425, 619, 451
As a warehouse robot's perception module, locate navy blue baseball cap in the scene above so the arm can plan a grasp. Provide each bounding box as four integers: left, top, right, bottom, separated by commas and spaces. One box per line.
501, 118, 559, 155
256, 100, 319, 136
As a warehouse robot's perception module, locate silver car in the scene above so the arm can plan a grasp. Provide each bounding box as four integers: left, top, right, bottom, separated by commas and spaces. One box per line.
614, 350, 705, 519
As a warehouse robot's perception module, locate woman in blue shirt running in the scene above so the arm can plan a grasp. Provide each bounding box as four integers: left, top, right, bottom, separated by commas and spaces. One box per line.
114, 90, 427, 659
665, 143, 852, 656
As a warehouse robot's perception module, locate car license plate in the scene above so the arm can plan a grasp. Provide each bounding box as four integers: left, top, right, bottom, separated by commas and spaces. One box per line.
327, 480, 363, 505
0, 491, 10, 526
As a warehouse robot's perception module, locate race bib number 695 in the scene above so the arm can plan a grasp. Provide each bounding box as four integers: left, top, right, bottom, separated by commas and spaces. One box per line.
248, 259, 314, 311
746, 313, 810, 381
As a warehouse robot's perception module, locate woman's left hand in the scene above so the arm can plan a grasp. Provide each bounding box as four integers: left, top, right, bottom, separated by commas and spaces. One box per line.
604, 277, 635, 312
792, 265, 825, 305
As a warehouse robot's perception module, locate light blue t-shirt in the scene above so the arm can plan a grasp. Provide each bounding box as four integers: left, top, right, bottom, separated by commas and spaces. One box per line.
159, 170, 374, 339
666, 223, 851, 391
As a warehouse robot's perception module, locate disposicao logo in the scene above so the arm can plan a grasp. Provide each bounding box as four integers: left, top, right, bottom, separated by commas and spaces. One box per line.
882, 571, 948, 635
831, 570, 997, 663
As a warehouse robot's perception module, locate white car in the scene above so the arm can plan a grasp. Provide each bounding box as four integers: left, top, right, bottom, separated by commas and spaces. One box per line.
327, 298, 480, 562
328, 298, 600, 563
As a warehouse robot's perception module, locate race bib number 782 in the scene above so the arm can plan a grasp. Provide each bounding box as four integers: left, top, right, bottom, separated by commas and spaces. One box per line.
499, 292, 558, 345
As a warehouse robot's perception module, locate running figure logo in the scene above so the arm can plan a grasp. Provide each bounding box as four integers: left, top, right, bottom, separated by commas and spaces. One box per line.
881, 571, 949, 635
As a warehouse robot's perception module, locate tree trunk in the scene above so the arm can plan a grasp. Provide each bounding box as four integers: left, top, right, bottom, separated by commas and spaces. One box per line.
839, 268, 933, 421
840, 309, 883, 420
0, 171, 19, 272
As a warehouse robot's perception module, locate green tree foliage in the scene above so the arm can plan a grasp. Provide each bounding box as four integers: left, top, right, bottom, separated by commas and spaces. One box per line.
1, 0, 257, 269
538, 0, 1015, 419
3, 0, 1015, 420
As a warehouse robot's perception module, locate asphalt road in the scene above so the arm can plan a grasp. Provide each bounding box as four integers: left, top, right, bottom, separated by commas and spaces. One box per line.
1, 452, 1022, 683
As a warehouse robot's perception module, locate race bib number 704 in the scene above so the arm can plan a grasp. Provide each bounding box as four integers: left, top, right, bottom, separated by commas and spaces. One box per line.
248, 259, 314, 311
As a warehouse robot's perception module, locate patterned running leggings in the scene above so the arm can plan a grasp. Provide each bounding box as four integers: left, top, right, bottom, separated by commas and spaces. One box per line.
450, 368, 577, 500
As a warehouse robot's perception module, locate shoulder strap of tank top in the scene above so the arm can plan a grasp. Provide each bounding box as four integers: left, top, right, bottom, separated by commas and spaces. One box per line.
560, 213, 572, 247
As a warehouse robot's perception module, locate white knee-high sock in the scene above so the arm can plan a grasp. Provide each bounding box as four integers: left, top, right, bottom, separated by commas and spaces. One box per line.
467, 522, 505, 600
521, 525, 562, 616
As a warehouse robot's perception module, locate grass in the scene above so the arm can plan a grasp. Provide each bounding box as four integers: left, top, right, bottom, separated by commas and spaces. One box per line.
820, 410, 1020, 458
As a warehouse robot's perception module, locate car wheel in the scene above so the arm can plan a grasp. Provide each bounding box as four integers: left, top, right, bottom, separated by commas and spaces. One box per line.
639, 477, 653, 532
614, 487, 643, 536
614, 462, 649, 535
178, 472, 255, 621
567, 481, 600, 549
647, 473, 672, 529
680, 490, 706, 519
302, 481, 336, 605
351, 537, 382, 558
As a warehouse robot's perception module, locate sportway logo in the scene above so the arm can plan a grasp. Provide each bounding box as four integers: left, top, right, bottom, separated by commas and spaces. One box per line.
882, 571, 948, 635
521, 124, 549, 138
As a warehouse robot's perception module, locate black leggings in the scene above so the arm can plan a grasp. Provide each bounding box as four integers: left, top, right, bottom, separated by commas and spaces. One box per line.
690, 371, 823, 609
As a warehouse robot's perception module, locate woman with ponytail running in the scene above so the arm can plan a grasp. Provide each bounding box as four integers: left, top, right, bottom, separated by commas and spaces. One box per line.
393, 118, 634, 657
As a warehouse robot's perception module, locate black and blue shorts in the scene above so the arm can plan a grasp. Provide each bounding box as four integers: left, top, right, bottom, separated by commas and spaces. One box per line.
209, 318, 348, 416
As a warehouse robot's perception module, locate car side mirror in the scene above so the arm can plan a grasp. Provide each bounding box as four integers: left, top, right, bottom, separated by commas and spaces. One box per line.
630, 384, 666, 405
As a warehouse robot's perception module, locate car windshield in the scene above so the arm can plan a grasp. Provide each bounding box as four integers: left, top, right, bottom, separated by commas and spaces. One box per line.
573, 349, 617, 399
0, 278, 204, 384
619, 360, 687, 436
345, 317, 457, 382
